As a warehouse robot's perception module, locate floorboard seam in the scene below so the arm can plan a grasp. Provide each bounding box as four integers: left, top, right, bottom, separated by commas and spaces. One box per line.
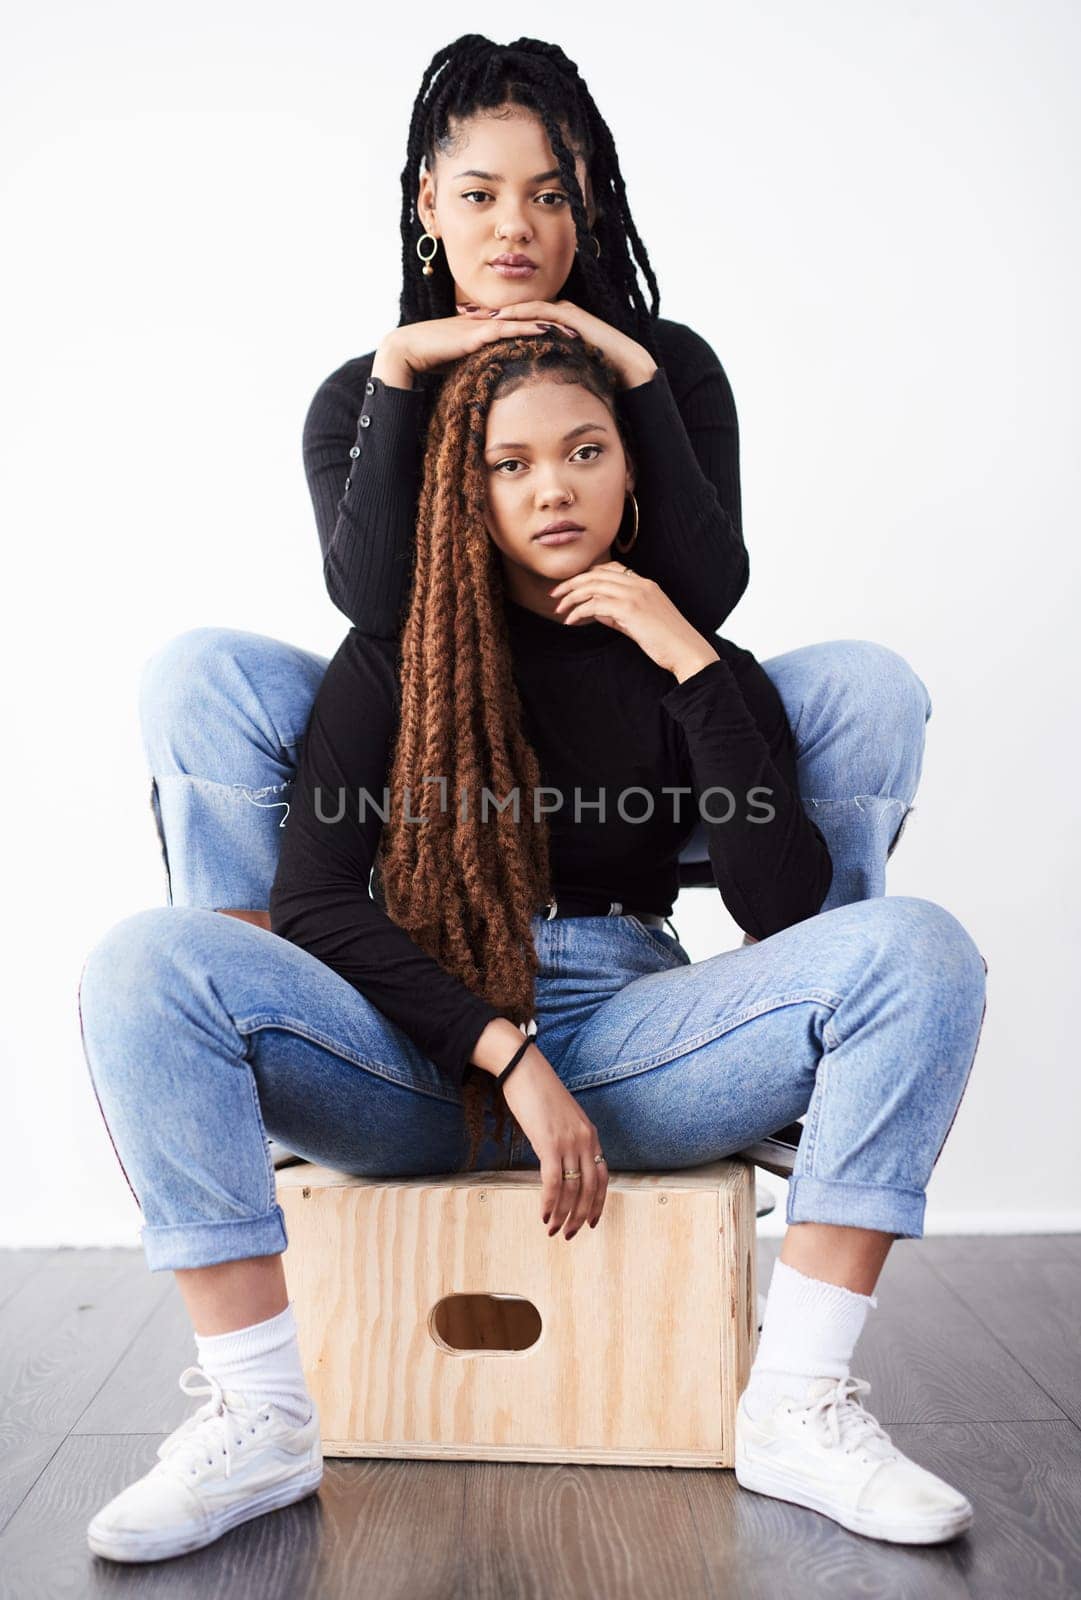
921, 1253, 1073, 1423
0, 1434, 67, 1542
66, 1274, 175, 1440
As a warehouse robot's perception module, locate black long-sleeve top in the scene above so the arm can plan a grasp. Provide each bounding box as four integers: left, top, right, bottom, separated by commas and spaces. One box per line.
302, 317, 749, 641
268, 600, 833, 1090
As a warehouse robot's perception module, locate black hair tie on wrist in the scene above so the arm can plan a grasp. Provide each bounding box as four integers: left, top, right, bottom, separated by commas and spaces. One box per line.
496, 1019, 538, 1087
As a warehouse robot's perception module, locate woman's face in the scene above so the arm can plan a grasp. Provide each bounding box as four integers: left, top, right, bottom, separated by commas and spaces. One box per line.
482, 376, 634, 612
417, 105, 592, 309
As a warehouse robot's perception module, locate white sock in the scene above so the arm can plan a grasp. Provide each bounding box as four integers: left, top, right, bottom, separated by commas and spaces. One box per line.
193, 1300, 313, 1427
741, 1259, 878, 1421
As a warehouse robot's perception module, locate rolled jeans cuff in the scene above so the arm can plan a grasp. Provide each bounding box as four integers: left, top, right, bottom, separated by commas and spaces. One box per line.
150, 773, 291, 909
786, 1175, 926, 1239
140, 1205, 290, 1272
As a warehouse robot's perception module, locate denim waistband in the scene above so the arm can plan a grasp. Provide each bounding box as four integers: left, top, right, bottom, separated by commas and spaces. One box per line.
539, 896, 666, 927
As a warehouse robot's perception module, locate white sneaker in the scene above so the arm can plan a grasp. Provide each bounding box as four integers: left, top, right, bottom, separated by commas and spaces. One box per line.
735, 1374, 973, 1544
87, 1364, 323, 1563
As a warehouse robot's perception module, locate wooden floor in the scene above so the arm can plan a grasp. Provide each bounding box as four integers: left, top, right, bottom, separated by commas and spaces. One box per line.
0, 1233, 1079, 1599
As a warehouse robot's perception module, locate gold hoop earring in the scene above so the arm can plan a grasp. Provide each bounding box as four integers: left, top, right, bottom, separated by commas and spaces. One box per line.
580, 232, 601, 259
416, 232, 439, 277
614, 491, 639, 554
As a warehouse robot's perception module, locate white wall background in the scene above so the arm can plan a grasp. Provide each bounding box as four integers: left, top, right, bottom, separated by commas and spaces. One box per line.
2, 0, 1078, 1248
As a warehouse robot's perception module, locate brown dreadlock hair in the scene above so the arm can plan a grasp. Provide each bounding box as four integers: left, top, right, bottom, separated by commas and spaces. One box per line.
375, 331, 629, 1171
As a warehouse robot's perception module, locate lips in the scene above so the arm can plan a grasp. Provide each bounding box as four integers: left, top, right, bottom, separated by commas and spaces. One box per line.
490, 253, 537, 267
534, 521, 584, 538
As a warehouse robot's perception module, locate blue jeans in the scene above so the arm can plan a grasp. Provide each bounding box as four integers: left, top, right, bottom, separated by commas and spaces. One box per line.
135, 630, 931, 910
77, 631, 988, 1270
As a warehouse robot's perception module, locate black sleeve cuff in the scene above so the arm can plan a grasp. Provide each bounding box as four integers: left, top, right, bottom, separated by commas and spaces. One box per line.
342, 375, 429, 503
660, 656, 756, 733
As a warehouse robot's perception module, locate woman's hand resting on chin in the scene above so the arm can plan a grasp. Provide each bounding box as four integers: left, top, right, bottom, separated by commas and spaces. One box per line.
550, 562, 721, 683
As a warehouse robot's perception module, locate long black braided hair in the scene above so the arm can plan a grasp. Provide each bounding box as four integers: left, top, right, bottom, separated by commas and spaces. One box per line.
397, 34, 662, 359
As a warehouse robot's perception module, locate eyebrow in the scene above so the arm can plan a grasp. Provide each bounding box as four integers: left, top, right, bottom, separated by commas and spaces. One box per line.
452, 167, 563, 184
486, 421, 610, 453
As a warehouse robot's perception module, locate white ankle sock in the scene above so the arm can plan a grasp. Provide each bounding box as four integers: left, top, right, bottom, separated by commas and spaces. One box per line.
742, 1259, 878, 1420
193, 1300, 313, 1427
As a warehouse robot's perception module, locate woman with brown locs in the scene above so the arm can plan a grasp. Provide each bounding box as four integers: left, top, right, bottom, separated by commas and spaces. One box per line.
287, 330, 987, 1550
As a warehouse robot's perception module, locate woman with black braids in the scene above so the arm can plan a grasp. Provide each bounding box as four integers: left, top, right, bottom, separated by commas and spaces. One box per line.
338, 30, 747, 641
137, 32, 932, 934
80, 332, 986, 1558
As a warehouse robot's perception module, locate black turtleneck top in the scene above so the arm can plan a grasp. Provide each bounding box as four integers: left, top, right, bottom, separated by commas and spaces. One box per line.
268, 597, 833, 1089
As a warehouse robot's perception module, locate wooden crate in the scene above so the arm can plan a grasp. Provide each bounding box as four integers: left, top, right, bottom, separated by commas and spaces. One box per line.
276, 1158, 757, 1467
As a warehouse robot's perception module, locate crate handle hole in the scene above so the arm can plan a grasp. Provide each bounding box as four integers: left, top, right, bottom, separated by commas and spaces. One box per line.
430, 1293, 542, 1353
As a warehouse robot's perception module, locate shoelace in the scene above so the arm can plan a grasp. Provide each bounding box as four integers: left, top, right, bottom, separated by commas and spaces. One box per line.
155, 1365, 272, 1482
787, 1375, 899, 1460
